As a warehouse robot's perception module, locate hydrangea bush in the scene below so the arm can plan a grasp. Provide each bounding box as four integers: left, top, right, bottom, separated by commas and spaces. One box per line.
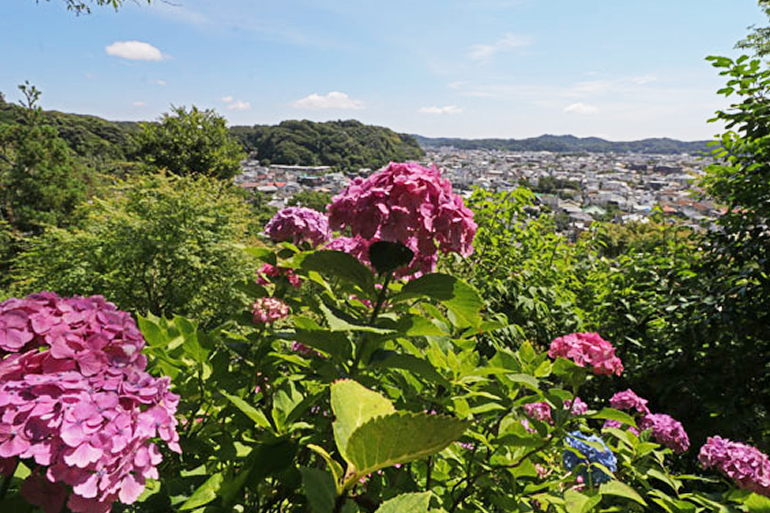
2, 162, 769, 512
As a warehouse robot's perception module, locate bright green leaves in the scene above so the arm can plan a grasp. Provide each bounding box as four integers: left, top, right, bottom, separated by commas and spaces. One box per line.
374, 492, 432, 513
331, 379, 396, 462
598, 480, 647, 507
221, 391, 272, 431
300, 250, 376, 297
345, 411, 469, 477
327, 380, 468, 492
394, 273, 483, 329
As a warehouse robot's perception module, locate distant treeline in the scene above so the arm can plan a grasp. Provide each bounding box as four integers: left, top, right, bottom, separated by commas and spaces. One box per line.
231, 120, 424, 171
0, 97, 140, 160
413, 134, 711, 155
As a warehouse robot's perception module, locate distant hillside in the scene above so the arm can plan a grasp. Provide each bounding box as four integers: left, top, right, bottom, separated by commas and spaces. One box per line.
231, 120, 425, 171
413, 134, 711, 155
0, 97, 140, 160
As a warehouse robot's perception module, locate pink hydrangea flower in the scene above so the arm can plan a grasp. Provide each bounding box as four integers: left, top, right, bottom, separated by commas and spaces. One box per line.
264, 207, 331, 247
327, 162, 476, 278
548, 332, 623, 376
639, 413, 690, 454
699, 436, 770, 497
251, 297, 290, 325
0, 292, 180, 513
256, 264, 301, 289
523, 397, 587, 429
610, 389, 650, 415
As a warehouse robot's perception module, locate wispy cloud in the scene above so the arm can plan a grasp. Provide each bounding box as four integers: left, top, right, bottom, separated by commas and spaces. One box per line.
291, 92, 364, 110
418, 105, 464, 115
221, 96, 251, 111
564, 102, 598, 114
468, 32, 532, 61
105, 41, 166, 61
155, 80, 167, 86
132, 101, 146, 107
227, 100, 251, 111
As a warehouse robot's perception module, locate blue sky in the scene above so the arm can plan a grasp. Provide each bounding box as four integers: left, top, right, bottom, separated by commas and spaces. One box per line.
0, 0, 766, 140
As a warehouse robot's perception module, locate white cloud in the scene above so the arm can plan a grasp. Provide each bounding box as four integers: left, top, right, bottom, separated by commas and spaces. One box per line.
418, 105, 464, 115
468, 32, 532, 61
226, 100, 251, 111
631, 74, 657, 85
155, 80, 167, 86
221, 96, 234, 103
564, 102, 599, 114
291, 92, 364, 110
105, 41, 165, 61
132, 101, 146, 107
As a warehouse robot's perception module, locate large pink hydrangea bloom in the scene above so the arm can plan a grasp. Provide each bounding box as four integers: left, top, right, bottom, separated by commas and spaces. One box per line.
264, 207, 331, 247
0, 292, 180, 513
326, 162, 477, 278
699, 436, 770, 497
639, 413, 690, 454
548, 332, 623, 376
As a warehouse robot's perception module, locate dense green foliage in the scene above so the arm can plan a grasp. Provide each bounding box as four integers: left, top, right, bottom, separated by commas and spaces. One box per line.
414, 134, 708, 155
231, 120, 425, 171
11, 173, 259, 327
136, 106, 247, 179
287, 189, 333, 212
0, 85, 94, 233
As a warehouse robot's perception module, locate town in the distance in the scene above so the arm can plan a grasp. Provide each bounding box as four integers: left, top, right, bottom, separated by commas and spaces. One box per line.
236, 146, 714, 238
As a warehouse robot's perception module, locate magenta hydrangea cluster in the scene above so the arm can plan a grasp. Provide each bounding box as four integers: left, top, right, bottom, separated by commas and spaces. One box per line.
326, 162, 477, 278
639, 414, 690, 454
251, 297, 290, 325
524, 398, 588, 425
699, 436, 770, 497
264, 206, 331, 247
0, 292, 180, 513
548, 332, 624, 376
256, 263, 301, 289
609, 389, 650, 415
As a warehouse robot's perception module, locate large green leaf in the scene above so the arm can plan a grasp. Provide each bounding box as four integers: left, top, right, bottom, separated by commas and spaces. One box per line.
344, 411, 469, 478
588, 408, 637, 428
291, 316, 353, 360
599, 480, 646, 506
368, 350, 450, 387
369, 241, 414, 275
300, 250, 375, 295
180, 472, 223, 510
222, 391, 273, 431
301, 468, 336, 513
393, 273, 482, 328
319, 302, 395, 334
331, 380, 395, 462
374, 492, 432, 513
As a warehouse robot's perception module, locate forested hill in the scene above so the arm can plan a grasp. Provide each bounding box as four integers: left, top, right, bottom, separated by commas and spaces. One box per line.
413, 134, 711, 155
230, 120, 425, 170
0, 96, 140, 160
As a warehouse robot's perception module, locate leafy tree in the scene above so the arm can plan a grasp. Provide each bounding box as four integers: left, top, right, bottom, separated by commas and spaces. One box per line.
735, 1, 770, 57
0, 82, 93, 232
34, 0, 152, 15
287, 189, 332, 213
12, 173, 258, 327
136, 105, 246, 180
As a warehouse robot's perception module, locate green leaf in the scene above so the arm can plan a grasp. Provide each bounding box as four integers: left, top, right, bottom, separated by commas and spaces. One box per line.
368, 350, 450, 387
180, 472, 224, 510
589, 408, 637, 428
308, 444, 345, 489
222, 391, 273, 431
393, 314, 448, 337
300, 250, 375, 295
369, 241, 414, 275
319, 302, 395, 334
331, 379, 395, 462
564, 490, 598, 513
272, 382, 305, 433
745, 493, 770, 513
394, 273, 483, 328
301, 468, 337, 513
344, 411, 469, 479
374, 492, 432, 513
599, 480, 646, 506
